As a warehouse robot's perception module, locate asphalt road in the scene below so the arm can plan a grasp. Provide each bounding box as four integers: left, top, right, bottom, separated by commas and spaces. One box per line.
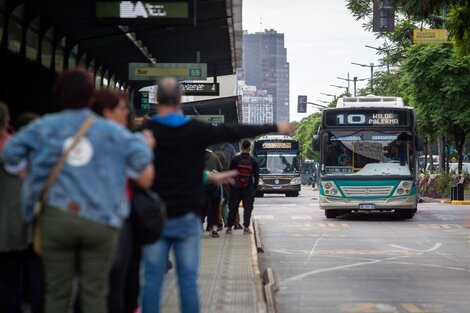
255, 186, 470, 313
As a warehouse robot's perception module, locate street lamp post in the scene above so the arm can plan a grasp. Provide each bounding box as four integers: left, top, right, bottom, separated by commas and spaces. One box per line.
320, 92, 336, 99
351, 62, 378, 93
307, 102, 328, 109
365, 45, 391, 74
330, 84, 349, 94
337, 76, 367, 97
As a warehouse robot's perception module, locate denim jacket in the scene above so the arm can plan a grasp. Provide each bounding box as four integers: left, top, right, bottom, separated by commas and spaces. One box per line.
2, 109, 152, 228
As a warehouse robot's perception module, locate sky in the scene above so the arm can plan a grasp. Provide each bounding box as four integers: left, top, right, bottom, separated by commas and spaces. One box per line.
242, 0, 386, 122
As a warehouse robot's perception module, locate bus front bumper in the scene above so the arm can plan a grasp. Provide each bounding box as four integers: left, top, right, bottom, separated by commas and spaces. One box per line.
319, 195, 417, 211
258, 184, 301, 193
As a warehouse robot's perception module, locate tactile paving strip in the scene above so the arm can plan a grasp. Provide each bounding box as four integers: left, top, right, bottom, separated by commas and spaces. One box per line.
160, 229, 261, 312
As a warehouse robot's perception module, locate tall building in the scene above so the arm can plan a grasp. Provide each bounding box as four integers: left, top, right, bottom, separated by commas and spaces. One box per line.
242, 29, 290, 121
238, 80, 274, 124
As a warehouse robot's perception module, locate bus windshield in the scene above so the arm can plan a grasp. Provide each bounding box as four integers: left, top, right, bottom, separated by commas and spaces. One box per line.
256, 152, 300, 175
322, 130, 414, 176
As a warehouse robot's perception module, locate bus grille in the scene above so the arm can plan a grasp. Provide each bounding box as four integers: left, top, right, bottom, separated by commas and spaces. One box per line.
341, 186, 393, 196
264, 178, 291, 185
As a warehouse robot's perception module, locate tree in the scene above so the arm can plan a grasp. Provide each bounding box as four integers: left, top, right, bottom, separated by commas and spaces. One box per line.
401, 44, 470, 173
293, 113, 322, 161
346, 1, 470, 61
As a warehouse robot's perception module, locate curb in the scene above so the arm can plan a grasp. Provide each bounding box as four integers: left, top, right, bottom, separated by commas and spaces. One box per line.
451, 200, 470, 205
250, 222, 268, 313
440, 199, 470, 205
263, 268, 279, 313
253, 219, 264, 253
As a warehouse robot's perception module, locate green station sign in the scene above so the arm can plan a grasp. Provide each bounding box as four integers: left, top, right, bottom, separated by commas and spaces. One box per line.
129, 63, 207, 81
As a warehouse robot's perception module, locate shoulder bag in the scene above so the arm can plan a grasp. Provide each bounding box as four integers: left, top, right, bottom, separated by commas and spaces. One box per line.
33, 116, 95, 255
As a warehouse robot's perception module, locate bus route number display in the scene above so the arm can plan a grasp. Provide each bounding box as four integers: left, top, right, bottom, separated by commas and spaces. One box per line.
325, 110, 408, 127
262, 142, 292, 149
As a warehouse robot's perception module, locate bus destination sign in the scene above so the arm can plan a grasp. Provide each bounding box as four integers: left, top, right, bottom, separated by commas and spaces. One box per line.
262, 142, 292, 149
325, 110, 409, 127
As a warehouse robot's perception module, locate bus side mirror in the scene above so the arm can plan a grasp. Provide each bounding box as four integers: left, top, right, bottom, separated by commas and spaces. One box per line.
312, 135, 320, 151
416, 136, 424, 152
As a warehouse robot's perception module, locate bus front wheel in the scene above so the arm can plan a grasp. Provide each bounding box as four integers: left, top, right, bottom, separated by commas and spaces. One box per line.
286, 191, 299, 197
395, 209, 414, 219
325, 210, 338, 219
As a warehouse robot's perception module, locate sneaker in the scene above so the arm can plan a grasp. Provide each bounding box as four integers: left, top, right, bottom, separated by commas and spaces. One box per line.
211, 230, 220, 238
234, 223, 243, 230
217, 224, 224, 231
243, 227, 252, 234
225, 227, 232, 234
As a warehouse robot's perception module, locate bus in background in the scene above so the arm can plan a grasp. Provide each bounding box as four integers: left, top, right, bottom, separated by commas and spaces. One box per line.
313, 96, 423, 219
253, 135, 301, 197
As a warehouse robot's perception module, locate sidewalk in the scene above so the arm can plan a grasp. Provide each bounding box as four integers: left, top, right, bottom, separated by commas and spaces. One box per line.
160, 229, 266, 313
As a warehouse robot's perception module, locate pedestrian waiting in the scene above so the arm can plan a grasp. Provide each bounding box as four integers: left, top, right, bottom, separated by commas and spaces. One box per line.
2, 68, 155, 313
226, 140, 259, 234
139, 77, 294, 313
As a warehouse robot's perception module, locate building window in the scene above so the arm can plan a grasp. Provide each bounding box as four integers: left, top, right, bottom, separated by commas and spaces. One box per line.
103, 70, 109, 87
68, 44, 78, 68
109, 75, 115, 90
55, 37, 65, 72
78, 52, 87, 68
26, 17, 39, 61
87, 58, 95, 73
8, 5, 24, 53
95, 66, 103, 87
41, 28, 54, 68
0, 12, 5, 44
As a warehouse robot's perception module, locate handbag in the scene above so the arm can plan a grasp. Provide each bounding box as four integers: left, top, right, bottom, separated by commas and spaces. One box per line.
32, 116, 95, 255
130, 182, 166, 245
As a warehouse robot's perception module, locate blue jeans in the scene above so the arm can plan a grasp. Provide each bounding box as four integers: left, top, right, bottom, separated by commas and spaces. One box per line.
141, 213, 201, 313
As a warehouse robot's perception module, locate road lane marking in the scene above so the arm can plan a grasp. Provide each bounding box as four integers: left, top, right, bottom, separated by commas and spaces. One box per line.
254, 215, 274, 219
291, 215, 312, 220
283, 243, 441, 284
344, 303, 397, 313
418, 224, 465, 229
401, 303, 442, 313
305, 232, 327, 263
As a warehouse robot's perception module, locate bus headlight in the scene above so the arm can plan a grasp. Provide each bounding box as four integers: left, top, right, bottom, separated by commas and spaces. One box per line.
393, 181, 413, 196
290, 177, 301, 185
321, 181, 340, 196
259, 178, 264, 185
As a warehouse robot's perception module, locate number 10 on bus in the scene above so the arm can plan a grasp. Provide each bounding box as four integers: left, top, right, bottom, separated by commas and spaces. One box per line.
336, 114, 366, 125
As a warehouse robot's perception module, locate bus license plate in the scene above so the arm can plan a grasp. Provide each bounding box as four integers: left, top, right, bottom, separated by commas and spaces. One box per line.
359, 203, 375, 210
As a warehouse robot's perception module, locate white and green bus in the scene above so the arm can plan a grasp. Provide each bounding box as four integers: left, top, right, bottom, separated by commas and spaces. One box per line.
313, 96, 423, 219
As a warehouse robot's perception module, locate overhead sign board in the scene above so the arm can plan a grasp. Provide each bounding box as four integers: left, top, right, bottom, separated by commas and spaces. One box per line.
413, 29, 454, 44
129, 63, 207, 81
181, 82, 219, 96
188, 115, 224, 124
94, 0, 195, 26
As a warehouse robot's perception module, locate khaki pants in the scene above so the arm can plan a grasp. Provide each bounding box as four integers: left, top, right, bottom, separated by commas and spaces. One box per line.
41, 206, 117, 313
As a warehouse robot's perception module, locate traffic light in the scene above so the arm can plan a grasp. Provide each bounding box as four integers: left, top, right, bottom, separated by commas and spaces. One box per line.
298, 95, 307, 113
373, 0, 395, 33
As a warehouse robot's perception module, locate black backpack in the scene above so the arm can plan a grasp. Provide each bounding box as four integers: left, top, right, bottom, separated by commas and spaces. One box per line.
235, 156, 254, 188
131, 183, 167, 245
